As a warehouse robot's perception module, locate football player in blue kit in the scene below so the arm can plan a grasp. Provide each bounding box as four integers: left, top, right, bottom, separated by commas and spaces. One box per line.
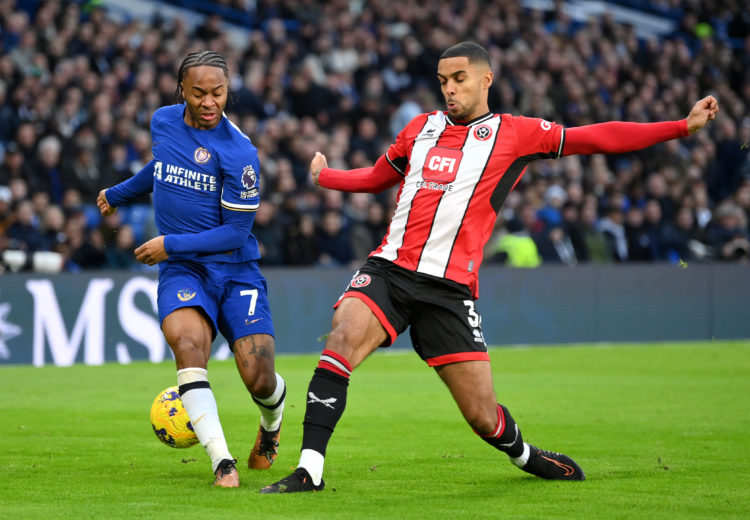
97, 51, 285, 488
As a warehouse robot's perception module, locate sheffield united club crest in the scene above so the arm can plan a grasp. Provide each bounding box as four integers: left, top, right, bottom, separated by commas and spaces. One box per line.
350, 274, 371, 288
473, 124, 493, 141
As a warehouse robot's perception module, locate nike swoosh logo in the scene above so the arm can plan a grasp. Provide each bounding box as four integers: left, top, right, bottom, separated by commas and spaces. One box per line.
540, 454, 575, 476
191, 412, 208, 425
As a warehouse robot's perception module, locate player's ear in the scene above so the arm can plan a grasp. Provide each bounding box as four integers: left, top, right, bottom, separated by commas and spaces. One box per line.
484, 69, 493, 90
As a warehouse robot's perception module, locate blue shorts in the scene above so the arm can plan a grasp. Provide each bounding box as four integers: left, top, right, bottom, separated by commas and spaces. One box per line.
157, 259, 274, 346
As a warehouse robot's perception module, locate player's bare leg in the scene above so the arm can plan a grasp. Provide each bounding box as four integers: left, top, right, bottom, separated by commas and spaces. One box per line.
163, 307, 238, 487
260, 297, 386, 493
436, 360, 584, 481
233, 333, 286, 469
322, 298, 389, 369
435, 360, 500, 433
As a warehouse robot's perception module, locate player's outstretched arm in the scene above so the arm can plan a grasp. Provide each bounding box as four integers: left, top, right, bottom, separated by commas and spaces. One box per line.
312, 152, 402, 193
686, 95, 719, 134
158, 205, 256, 263
100, 160, 156, 212
139, 218, 255, 266
563, 96, 719, 156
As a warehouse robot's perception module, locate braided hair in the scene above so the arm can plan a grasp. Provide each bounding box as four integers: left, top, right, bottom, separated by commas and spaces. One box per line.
174, 50, 229, 103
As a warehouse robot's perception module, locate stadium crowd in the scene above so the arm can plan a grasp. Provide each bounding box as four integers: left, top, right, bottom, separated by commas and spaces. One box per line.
0, 0, 749, 273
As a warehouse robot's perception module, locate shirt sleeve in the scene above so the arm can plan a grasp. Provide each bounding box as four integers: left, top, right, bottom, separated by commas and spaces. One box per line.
319, 154, 403, 193
163, 208, 255, 255
219, 153, 261, 213
510, 115, 566, 160
562, 120, 689, 156
105, 160, 155, 206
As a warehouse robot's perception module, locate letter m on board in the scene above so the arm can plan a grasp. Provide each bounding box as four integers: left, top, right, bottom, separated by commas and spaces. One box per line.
25, 279, 114, 367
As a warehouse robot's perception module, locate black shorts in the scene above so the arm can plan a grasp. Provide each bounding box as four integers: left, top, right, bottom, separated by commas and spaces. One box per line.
334, 257, 489, 367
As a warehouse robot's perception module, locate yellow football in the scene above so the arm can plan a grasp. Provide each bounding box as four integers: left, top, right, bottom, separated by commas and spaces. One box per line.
150, 386, 199, 449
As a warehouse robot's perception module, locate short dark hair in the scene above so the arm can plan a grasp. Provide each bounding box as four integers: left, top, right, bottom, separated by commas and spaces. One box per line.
439, 41, 490, 67
174, 50, 229, 102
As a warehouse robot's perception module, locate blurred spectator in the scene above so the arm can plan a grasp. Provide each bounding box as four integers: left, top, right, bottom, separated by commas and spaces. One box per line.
710, 117, 746, 201
643, 198, 668, 260
0, 142, 29, 184
487, 217, 542, 268
580, 200, 613, 263
624, 206, 652, 261
105, 224, 139, 270
287, 61, 338, 125
61, 145, 100, 201
8, 177, 28, 205
598, 204, 629, 262
537, 184, 567, 229
0, 186, 12, 238
733, 180, 750, 228
561, 201, 589, 262
661, 205, 705, 261
283, 212, 319, 266
6, 199, 44, 252
0, 80, 20, 143
254, 200, 285, 265
100, 143, 151, 205
345, 192, 376, 261
316, 209, 353, 267
39, 204, 67, 253
13, 122, 38, 163
29, 135, 65, 204
98, 210, 125, 248
349, 117, 382, 163
541, 226, 579, 266
70, 225, 107, 270
350, 199, 388, 261
690, 180, 714, 230
704, 201, 750, 262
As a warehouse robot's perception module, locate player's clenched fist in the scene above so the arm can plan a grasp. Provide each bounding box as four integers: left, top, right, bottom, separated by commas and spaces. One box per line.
686, 95, 719, 134
97, 189, 116, 216
310, 151, 328, 186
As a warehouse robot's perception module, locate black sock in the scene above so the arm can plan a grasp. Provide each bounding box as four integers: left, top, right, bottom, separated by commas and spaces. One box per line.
301, 349, 352, 456
479, 404, 525, 458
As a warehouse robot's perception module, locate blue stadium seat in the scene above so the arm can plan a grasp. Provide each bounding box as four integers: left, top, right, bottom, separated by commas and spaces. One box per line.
119, 204, 155, 243
82, 204, 102, 230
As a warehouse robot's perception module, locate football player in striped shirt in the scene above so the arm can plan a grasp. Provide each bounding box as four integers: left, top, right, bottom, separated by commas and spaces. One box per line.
261, 41, 718, 493
97, 51, 287, 487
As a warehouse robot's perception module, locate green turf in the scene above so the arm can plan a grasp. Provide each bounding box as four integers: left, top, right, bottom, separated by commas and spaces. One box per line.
2, 341, 749, 519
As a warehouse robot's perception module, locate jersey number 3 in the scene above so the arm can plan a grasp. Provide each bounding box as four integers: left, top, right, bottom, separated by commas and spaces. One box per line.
463, 300, 480, 328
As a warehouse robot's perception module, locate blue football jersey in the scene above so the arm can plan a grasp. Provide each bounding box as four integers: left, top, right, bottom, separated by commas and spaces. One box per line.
149, 104, 261, 263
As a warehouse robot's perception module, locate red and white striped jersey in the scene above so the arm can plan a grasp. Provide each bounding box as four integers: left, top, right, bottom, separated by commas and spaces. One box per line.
372, 110, 565, 297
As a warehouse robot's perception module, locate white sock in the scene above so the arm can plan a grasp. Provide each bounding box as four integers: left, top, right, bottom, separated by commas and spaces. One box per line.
177, 368, 232, 472
510, 442, 531, 468
298, 449, 325, 486
253, 372, 285, 432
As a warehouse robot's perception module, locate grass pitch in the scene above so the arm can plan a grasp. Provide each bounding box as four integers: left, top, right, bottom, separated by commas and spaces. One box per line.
2, 341, 749, 519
